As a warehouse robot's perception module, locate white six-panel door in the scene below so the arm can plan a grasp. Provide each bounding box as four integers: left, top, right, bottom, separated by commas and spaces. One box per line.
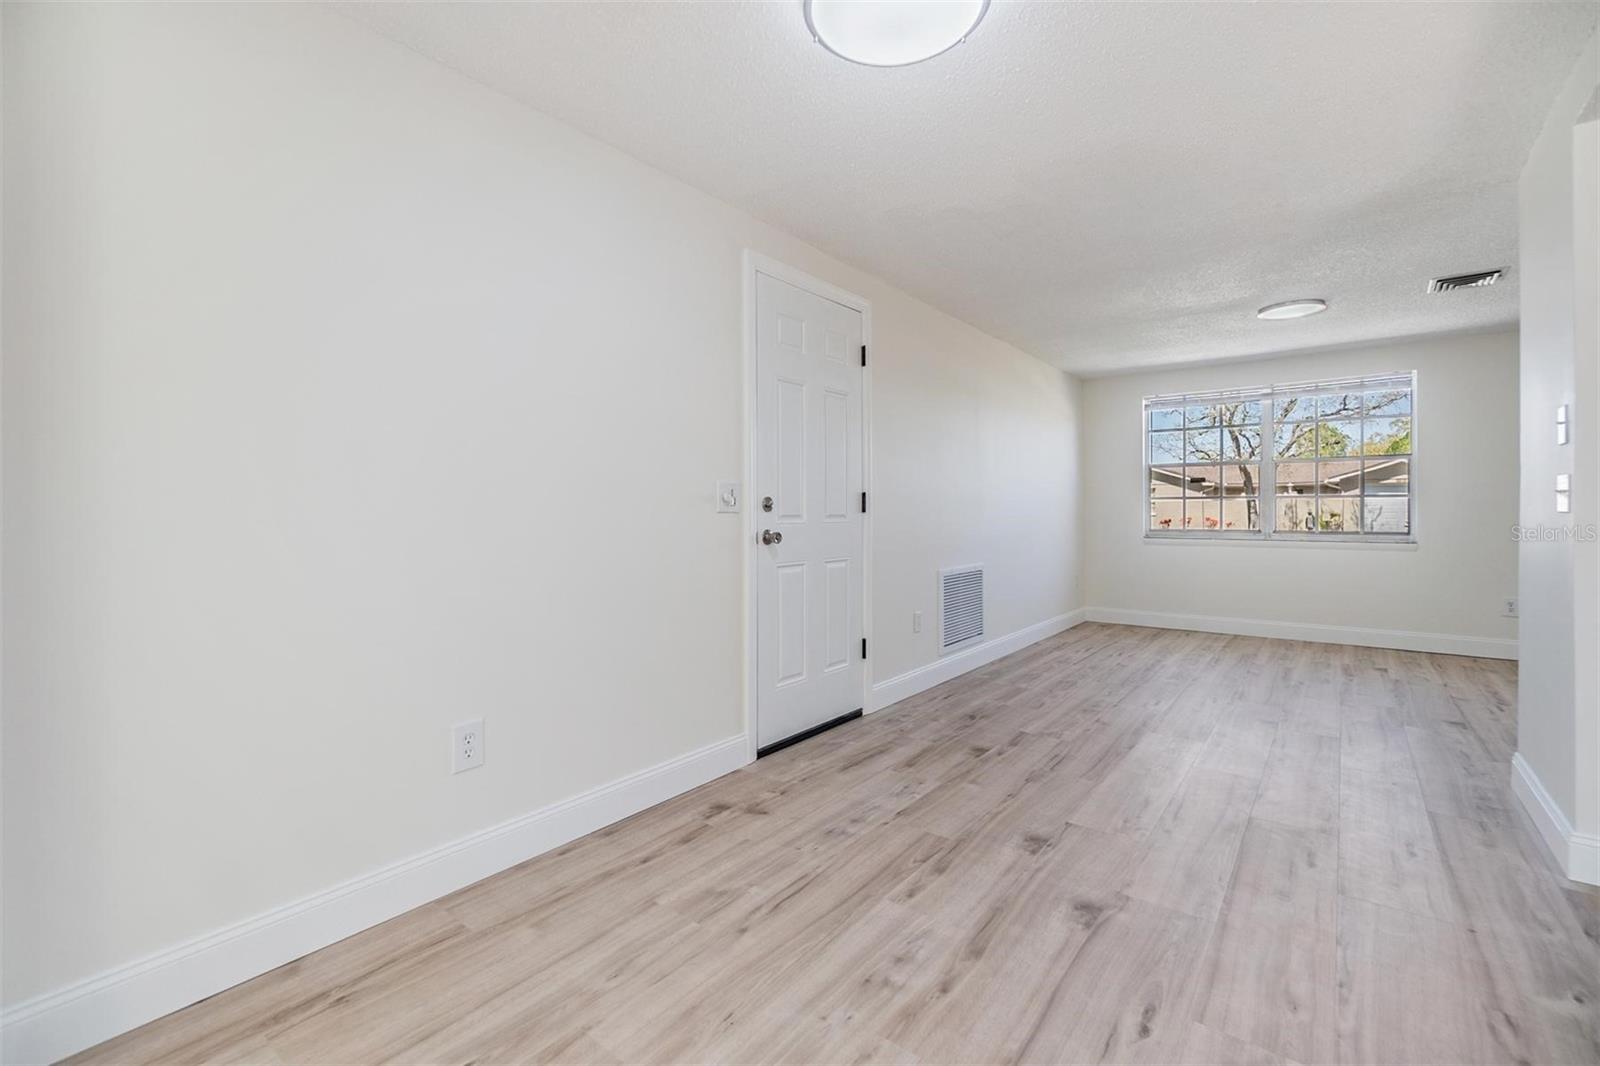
755, 272, 864, 751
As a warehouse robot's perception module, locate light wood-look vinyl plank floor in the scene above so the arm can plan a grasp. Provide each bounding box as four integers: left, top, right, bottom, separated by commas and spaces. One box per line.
71, 623, 1600, 1065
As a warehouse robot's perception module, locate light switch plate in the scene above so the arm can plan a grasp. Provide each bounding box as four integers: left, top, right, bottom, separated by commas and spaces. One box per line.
716, 480, 741, 513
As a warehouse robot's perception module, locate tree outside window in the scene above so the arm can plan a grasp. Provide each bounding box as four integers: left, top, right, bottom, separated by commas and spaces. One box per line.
1147, 375, 1413, 539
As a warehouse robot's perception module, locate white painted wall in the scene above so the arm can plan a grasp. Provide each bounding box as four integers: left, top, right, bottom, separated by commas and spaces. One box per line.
1081, 331, 1519, 654
1572, 111, 1598, 855
0, 0, 1081, 1021
1515, 31, 1599, 861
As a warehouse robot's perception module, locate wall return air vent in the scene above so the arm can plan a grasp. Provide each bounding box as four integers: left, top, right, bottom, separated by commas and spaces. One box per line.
1427, 269, 1502, 293
938, 565, 985, 654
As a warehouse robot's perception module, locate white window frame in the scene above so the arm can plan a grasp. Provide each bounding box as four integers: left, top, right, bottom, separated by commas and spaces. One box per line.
1143, 371, 1417, 544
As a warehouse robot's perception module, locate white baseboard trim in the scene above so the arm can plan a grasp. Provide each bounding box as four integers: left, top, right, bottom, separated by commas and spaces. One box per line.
1511, 752, 1600, 886
1082, 607, 1517, 661
0, 735, 750, 1065
868, 608, 1088, 713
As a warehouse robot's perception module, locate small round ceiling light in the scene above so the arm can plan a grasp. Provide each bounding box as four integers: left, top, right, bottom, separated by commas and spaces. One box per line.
1256, 299, 1328, 321
804, 0, 989, 68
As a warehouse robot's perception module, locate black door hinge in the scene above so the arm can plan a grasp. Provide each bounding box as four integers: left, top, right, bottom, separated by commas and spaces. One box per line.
861, 491, 868, 514
861, 638, 868, 660
860, 344, 867, 368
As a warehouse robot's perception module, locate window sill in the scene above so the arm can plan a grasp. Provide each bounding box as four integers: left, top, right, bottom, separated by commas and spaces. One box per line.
1143, 534, 1418, 551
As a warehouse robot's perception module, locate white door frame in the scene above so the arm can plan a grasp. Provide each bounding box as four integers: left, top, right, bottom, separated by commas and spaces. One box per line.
742, 251, 873, 763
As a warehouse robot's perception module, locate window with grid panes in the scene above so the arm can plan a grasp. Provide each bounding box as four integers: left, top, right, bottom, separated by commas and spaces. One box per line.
1146, 373, 1413, 539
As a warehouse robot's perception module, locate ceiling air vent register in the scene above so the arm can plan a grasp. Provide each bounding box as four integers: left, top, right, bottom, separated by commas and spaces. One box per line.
938, 566, 985, 655
1427, 269, 1502, 293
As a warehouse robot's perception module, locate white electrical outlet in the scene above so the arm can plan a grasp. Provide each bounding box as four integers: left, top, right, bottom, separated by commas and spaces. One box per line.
912, 610, 923, 634
1502, 598, 1518, 619
452, 718, 485, 774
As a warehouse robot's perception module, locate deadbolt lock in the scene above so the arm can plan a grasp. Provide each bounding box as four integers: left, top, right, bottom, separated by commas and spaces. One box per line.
761, 496, 774, 512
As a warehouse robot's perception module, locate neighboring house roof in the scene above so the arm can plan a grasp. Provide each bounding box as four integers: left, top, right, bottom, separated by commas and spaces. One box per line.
1151, 457, 1409, 497
1286, 457, 1410, 494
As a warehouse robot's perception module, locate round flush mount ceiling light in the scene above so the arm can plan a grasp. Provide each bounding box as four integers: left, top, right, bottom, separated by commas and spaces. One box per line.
804, 0, 989, 68
1256, 299, 1328, 320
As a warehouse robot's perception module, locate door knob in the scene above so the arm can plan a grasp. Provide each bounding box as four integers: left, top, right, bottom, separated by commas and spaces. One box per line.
761, 529, 783, 545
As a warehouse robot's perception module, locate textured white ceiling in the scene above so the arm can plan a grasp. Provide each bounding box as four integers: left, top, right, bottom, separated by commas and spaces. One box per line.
336, 1, 1597, 374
